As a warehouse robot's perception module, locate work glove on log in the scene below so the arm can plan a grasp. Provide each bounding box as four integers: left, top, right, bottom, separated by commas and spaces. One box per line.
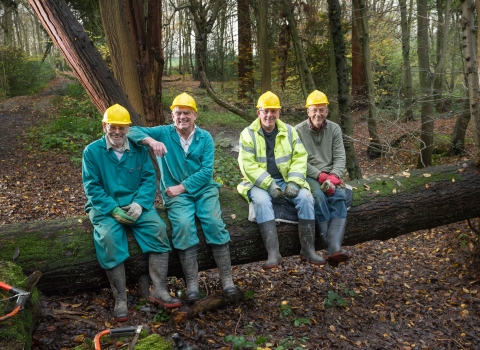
111, 207, 136, 224
267, 181, 284, 200
121, 202, 143, 220
284, 182, 300, 198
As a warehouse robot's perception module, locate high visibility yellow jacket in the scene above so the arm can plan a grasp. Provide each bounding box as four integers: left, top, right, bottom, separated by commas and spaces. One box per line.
237, 118, 309, 201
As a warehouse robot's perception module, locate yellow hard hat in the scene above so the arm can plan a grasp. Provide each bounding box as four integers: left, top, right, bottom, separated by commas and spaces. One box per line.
102, 104, 132, 124
256, 91, 281, 109
305, 90, 329, 107
170, 92, 198, 112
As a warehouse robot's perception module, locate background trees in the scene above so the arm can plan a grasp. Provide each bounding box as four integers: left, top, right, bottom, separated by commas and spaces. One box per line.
0, 0, 478, 177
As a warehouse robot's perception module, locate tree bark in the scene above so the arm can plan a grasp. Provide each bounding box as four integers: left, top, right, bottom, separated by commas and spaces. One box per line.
327, 0, 362, 180
352, 0, 381, 159
99, 0, 145, 124
27, 0, 144, 126
399, 0, 414, 122
1, 162, 478, 295
237, 0, 254, 101
257, 0, 271, 93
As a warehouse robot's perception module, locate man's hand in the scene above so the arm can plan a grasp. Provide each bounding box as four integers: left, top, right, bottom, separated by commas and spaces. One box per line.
267, 181, 284, 200
142, 137, 168, 157
111, 207, 136, 224
284, 182, 300, 198
165, 184, 186, 198
320, 180, 335, 196
121, 202, 142, 220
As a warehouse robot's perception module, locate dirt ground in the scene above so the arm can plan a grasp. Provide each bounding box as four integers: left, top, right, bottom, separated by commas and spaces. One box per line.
0, 76, 479, 349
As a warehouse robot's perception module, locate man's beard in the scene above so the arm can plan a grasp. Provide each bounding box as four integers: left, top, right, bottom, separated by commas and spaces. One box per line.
107, 133, 126, 148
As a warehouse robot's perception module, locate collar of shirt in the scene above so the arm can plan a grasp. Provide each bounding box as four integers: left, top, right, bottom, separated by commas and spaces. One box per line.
176, 125, 197, 153
106, 137, 130, 152
308, 118, 327, 133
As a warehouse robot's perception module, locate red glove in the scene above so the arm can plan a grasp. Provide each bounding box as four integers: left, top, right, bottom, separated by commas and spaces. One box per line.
327, 174, 342, 187
318, 172, 329, 184
321, 179, 335, 196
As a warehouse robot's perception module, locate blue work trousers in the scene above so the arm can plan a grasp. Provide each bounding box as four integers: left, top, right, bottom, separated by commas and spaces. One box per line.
248, 178, 314, 224
306, 177, 347, 223
163, 186, 230, 250
89, 206, 171, 269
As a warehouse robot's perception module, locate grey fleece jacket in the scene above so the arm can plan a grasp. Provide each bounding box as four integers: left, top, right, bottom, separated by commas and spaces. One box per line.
295, 119, 346, 179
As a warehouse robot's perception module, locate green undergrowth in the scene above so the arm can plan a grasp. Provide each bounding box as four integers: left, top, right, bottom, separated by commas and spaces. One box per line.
349, 171, 463, 207
23, 83, 102, 166
214, 145, 242, 189
72, 332, 172, 350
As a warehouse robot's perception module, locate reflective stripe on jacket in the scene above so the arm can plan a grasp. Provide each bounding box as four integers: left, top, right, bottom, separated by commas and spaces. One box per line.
237, 118, 309, 201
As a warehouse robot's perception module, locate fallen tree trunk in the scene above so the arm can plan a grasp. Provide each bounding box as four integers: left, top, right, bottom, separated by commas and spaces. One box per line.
0, 162, 479, 294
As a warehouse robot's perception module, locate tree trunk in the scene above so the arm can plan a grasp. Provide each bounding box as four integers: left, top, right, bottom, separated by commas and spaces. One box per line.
352, 0, 381, 159
434, 0, 446, 112
327, 0, 362, 180
416, 0, 434, 168
99, 0, 145, 124
283, 0, 315, 99
237, 0, 254, 101
258, 0, 271, 93
464, 0, 480, 166
351, 1, 367, 110
27, 0, 144, 126
328, 30, 339, 124
449, 90, 470, 155
2, 162, 477, 295
400, 0, 414, 122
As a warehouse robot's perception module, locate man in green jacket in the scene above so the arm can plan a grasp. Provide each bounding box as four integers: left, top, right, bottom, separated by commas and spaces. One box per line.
128, 93, 237, 303
295, 90, 351, 264
82, 104, 181, 322
237, 91, 325, 269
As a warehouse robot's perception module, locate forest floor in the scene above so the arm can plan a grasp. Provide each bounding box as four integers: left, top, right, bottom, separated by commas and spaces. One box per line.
0, 75, 479, 350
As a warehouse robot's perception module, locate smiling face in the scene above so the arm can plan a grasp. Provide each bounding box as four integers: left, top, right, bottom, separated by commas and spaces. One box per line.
257, 108, 280, 132
103, 123, 129, 147
307, 103, 329, 129
172, 106, 197, 136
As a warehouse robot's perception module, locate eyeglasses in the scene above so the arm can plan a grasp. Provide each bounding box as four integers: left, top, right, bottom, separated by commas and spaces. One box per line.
259, 109, 279, 114
308, 107, 328, 114
173, 110, 192, 116
106, 124, 129, 132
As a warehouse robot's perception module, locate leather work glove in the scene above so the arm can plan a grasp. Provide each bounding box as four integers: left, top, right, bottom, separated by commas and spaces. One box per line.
320, 179, 336, 196
267, 181, 284, 200
284, 182, 300, 198
121, 202, 143, 220
111, 207, 136, 224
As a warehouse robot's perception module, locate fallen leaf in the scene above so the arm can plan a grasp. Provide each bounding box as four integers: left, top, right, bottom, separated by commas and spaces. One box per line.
423, 173, 431, 177
392, 188, 397, 194
231, 214, 236, 219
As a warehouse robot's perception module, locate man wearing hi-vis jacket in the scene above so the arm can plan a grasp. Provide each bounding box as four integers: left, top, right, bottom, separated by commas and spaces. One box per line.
237, 91, 326, 269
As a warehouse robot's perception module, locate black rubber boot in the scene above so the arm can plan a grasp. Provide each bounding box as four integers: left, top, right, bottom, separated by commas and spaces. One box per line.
178, 246, 200, 303
325, 217, 351, 263
105, 263, 128, 322
210, 243, 238, 299
258, 220, 282, 269
317, 221, 330, 248
148, 253, 182, 308
298, 219, 326, 265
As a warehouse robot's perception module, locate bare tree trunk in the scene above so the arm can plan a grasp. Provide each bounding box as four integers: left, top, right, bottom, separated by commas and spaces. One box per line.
258, 0, 271, 93
327, 0, 362, 180
237, 0, 254, 100
277, 12, 289, 92
416, 0, 434, 168
328, 30, 339, 124
352, 0, 381, 159
124, 0, 165, 126
434, 0, 446, 112
282, 0, 315, 98
462, 0, 480, 166
351, 0, 367, 110
27, 0, 144, 125
449, 92, 470, 155
99, 0, 145, 124
400, 0, 414, 122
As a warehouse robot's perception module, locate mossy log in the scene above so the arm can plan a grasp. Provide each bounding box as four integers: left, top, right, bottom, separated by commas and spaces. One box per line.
0, 162, 479, 295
